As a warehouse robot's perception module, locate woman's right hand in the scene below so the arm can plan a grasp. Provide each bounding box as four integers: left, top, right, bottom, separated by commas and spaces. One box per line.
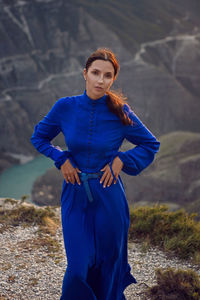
60, 159, 81, 185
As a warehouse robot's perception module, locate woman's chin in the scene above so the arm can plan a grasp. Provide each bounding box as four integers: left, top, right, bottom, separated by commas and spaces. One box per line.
93, 89, 104, 97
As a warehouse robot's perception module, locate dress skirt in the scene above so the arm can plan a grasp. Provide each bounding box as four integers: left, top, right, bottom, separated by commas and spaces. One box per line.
60, 173, 137, 300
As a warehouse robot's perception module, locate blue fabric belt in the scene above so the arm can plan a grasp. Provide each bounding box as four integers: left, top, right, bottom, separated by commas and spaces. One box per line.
79, 172, 103, 206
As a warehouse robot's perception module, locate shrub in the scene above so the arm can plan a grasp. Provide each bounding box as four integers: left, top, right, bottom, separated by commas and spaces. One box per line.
148, 267, 200, 300
128, 205, 200, 264
0, 204, 60, 235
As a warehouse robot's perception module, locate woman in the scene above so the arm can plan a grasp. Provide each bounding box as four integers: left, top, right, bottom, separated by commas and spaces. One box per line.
31, 48, 160, 300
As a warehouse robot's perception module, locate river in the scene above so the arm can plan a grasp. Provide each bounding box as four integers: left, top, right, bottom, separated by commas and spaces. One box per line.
0, 155, 54, 202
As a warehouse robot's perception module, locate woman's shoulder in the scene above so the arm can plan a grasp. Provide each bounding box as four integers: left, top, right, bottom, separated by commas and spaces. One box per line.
53, 95, 78, 111
122, 103, 135, 117
55, 95, 77, 105
122, 103, 144, 128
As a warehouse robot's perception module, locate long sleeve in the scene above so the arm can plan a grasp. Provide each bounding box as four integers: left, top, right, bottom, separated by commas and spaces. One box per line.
117, 103, 160, 176
30, 98, 74, 170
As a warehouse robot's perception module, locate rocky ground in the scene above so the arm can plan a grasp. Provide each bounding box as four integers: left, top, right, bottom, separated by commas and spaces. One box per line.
0, 199, 199, 300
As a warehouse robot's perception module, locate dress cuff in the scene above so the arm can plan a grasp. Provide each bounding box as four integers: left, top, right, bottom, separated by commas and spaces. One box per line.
54, 150, 71, 170
116, 151, 126, 165
116, 151, 138, 176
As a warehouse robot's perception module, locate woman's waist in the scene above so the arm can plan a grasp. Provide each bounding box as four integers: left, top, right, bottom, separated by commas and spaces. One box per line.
68, 156, 107, 173
69, 153, 118, 173
78, 167, 104, 174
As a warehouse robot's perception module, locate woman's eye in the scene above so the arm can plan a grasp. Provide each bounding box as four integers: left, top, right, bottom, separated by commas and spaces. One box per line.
92, 71, 98, 75
105, 74, 112, 78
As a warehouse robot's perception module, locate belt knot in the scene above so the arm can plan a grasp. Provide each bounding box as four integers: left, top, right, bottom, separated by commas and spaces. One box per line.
79, 171, 103, 208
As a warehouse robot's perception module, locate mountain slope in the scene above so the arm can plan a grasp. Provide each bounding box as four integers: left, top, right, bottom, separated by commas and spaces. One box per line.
0, 0, 200, 175
122, 131, 200, 217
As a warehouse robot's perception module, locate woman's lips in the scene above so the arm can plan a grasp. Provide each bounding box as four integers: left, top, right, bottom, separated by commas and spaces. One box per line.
95, 86, 103, 90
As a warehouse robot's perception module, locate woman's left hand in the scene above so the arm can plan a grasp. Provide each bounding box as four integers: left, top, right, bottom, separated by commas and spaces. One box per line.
100, 156, 124, 188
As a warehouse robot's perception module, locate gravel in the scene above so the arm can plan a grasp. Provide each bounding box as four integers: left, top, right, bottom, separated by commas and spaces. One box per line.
0, 199, 199, 300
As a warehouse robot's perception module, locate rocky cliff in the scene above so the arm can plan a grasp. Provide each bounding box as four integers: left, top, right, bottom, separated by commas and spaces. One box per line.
0, 0, 200, 158
1, 0, 200, 211
31, 167, 62, 206
0, 0, 132, 156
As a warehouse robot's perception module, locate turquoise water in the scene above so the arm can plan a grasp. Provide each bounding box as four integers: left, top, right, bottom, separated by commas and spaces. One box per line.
0, 155, 54, 201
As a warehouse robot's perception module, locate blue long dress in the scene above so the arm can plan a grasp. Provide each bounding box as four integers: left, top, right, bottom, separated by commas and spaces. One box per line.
30, 90, 160, 300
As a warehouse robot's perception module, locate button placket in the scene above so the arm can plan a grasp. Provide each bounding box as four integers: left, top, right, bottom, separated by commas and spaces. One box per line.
87, 101, 95, 168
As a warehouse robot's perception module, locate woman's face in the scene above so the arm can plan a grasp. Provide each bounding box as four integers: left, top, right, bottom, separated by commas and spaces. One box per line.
83, 59, 115, 100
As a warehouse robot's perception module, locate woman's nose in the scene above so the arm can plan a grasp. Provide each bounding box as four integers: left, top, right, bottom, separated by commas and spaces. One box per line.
98, 75, 104, 83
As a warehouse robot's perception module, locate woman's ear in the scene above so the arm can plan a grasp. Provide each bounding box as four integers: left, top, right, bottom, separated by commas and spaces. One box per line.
83, 68, 87, 80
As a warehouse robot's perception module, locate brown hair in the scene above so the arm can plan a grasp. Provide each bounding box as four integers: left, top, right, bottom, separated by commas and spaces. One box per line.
85, 48, 133, 125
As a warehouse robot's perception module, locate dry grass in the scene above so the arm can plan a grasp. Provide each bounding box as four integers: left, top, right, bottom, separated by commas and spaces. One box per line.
0, 201, 60, 235
0, 200, 62, 261
147, 267, 200, 299
129, 204, 200, 265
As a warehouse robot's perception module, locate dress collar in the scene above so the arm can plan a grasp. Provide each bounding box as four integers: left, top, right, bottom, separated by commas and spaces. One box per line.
83, 89, 107, 104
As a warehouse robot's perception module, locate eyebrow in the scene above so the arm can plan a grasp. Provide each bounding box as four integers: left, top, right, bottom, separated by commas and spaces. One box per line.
92, 68, 113, 74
